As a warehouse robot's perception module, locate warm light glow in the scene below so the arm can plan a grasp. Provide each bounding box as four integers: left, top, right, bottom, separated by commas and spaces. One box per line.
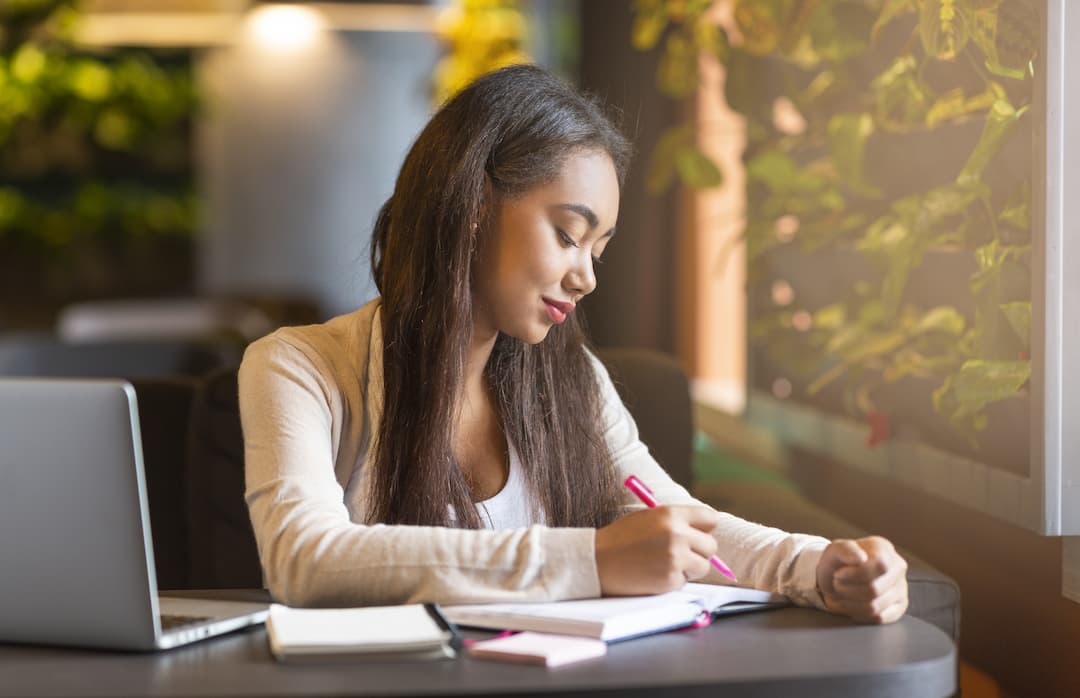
771, 378, 793, 400
245, 4, 326, 52
771, 279, 794, 307
775, 214, 799, 242
772, 96, 807, 135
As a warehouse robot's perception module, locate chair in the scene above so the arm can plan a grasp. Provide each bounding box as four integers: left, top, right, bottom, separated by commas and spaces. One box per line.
185, 366, 263, 589
129, 377, 201, 590
0, 334, 239, 379
598, 348, 694, 489
0, 333, 240, 590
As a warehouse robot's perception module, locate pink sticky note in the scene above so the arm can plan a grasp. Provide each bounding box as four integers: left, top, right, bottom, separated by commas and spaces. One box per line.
467, 631, 607, 668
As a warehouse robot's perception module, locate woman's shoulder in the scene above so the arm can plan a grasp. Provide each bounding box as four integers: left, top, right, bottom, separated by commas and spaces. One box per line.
241, 299, 381, 383
580, 346, 616, 390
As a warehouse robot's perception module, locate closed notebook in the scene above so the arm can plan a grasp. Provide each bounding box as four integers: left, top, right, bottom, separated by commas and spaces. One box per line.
443, 583, 787, 643
266, 603, 460, 662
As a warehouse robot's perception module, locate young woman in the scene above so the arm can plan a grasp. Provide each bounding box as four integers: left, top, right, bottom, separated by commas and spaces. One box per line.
239, 64, 908, 623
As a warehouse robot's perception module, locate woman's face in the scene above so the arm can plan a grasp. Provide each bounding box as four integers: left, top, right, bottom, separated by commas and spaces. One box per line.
473, 149, 620, 345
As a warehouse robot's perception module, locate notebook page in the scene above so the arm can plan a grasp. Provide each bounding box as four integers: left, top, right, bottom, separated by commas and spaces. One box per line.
447, 585, 781, 623
443, 584, 788, 641
679, 583, 787, 612
445, 592, 704, 640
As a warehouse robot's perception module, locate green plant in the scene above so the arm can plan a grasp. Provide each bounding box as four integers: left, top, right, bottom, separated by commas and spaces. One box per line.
0, 0, 198, 302
632, 0, 1036, 448
434, 0, 530, 105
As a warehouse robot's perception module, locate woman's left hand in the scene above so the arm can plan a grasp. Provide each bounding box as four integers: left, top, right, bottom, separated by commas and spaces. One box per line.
815, 536, 909, 624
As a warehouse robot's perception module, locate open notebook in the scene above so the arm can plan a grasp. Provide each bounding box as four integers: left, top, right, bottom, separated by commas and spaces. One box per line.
442, 583, 788, 643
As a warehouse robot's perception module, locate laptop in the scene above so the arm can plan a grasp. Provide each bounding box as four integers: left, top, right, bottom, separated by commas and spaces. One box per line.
0, 377, 269, 651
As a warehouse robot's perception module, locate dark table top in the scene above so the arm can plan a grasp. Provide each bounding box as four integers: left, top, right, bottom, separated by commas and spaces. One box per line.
0, 593, 956, 698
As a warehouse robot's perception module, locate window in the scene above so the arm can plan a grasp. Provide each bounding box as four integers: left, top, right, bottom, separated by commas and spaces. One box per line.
684, 1, 1078, 557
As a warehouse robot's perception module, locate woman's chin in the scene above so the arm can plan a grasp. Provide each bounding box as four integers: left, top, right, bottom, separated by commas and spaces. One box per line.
510, 324, 553, 345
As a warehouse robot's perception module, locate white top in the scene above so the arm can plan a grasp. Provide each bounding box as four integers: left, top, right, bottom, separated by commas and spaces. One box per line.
475, 441, 541, 529
238, 299, 829, 608
446, 441, 541, 529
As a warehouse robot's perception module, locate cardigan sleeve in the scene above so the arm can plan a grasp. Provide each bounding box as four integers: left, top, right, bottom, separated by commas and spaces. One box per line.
239, 333, 602, 608
587, 352, 829, 609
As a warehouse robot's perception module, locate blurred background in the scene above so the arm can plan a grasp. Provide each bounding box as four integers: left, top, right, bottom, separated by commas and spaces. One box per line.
1, 1, 1073, 695
0, 0, 714, 382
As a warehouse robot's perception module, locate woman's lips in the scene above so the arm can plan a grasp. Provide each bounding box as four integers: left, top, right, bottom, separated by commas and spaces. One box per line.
543, 299, 574, 324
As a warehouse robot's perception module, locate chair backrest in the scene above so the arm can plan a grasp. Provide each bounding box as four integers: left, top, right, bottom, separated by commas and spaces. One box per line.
597, 348, 694, 490
0, 332, 235, 590
128, 377, 201, 590
183, 348, 695, 589
185, 367, 263, 589
0, 334, 239, 379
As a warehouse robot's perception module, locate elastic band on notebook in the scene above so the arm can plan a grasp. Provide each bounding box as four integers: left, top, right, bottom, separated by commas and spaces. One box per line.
675, 610, 712, 632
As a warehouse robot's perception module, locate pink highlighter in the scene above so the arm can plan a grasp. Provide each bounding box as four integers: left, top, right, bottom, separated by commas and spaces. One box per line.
623, 475, 738, 583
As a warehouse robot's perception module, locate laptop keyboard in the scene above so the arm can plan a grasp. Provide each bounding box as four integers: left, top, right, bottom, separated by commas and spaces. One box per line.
160, 614, 212, 630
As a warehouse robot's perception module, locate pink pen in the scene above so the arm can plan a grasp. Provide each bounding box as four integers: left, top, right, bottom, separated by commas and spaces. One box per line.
623, 475, 738, 583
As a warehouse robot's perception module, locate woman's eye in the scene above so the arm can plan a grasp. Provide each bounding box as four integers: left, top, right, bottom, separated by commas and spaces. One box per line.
556, 228, 578, 247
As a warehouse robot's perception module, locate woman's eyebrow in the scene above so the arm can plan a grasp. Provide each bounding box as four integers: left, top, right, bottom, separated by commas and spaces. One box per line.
554, 203, 616, 238
555, 203, 599, 228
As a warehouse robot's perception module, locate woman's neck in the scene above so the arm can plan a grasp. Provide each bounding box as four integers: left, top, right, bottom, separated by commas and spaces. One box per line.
464, 322, 498, 394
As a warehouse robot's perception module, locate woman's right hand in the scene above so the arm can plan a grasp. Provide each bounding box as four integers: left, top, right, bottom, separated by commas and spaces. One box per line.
594, 505, 722, 596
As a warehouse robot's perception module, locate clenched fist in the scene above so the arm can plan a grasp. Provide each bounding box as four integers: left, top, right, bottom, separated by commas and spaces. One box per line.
816, 536, 909, 624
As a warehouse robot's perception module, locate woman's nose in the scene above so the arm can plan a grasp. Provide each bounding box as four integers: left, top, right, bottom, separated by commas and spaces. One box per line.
565, 252, 597, 298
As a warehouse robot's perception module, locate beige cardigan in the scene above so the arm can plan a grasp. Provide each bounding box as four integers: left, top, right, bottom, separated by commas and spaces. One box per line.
238, 300, 828, 608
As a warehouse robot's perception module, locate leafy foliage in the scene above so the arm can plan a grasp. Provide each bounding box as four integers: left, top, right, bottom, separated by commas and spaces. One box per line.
434, 0, 530, 105
632, 0, 1036, 448
0, 0, 198, 301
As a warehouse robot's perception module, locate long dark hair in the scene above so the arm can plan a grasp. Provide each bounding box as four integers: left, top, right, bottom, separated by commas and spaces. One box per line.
368, 64, 632, 529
